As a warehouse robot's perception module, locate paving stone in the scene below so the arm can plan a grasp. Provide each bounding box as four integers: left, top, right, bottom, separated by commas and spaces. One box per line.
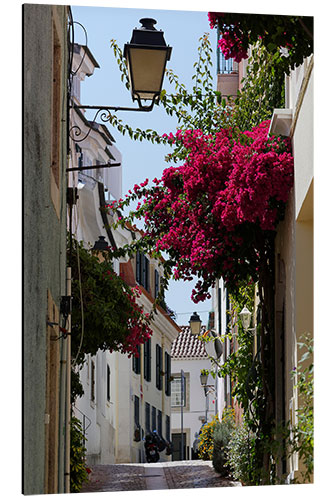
80, 460, 241, 493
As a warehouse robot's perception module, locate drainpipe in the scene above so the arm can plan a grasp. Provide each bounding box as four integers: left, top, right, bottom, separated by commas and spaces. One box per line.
65, 267, 72, 492
140, 345, 145, 463
58, 334, 66, 492
161, 333, 165, 417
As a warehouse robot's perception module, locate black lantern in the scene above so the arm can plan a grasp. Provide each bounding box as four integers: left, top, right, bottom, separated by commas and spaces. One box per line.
189, 311, 202, 335
124, 18, 172, 109
92, 236, 109, 251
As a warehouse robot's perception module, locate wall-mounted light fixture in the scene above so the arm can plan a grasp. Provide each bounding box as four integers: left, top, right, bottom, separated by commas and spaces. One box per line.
199, 370, 217, 423
70, 17, 172, 116
124, 18, 172, 110
189, 311, 202, 335
92, 235, 109, 252
239, 306, 254, 331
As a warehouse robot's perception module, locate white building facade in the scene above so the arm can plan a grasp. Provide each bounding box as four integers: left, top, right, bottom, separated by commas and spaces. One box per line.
170, 326, 216, 460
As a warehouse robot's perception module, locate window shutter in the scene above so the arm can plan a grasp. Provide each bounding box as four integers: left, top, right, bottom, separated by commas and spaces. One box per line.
134, 395, 140, 426
154, 270, 159, 298
136, 252, 141, 283
165, 352, 171, 396
148, 338, 151, 381
156, 344, 160, 389
158, 410, 162, 436
145, 402, 151, 434
143, 256, 149, 291
152, 406, 156, 431
166, 415, 170, 442
156, 344, 163, 390
133, 348, 141, 374
144, 338, 151, 382
107, 364, 111, 401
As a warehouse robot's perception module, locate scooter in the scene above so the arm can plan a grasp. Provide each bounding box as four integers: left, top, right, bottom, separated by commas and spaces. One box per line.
144, 434, 160, 463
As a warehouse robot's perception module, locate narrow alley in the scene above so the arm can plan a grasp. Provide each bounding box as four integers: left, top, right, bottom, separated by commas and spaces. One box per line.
81, 461, 241, 492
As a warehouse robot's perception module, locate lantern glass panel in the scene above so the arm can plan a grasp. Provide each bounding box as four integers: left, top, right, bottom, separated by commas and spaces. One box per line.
126, 47, 168, 101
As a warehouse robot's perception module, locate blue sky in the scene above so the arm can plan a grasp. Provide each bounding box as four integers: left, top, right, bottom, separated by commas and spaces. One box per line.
71, 3, 217, 327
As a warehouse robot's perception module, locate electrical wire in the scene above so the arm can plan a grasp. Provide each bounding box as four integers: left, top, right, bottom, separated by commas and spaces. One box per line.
72, 211, 85, 366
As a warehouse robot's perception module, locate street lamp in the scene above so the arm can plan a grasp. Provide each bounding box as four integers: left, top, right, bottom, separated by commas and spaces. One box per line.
70, 17, 172, 115
92, 235, 109, 251
199, 371, 216, 423
200, 372, 208, 387
239, 306, 252, 331
124, 18, 172, 110
68, 15, 173, 152
189, 311, 202, 335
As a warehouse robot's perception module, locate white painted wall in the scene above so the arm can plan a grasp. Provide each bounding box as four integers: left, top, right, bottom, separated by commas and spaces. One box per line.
171, 356, 215, 457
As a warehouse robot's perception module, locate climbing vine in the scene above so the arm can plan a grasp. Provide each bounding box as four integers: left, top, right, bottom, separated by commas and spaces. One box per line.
208, 12, 313, 74
69, 236, 153, 367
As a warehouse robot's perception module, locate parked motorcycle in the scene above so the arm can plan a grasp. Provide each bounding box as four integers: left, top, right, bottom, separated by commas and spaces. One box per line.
144, 433, 160, 463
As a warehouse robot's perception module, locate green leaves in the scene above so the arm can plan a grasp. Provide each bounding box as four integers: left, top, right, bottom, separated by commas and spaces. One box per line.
70, 417, 89, 492
289, 332, 314, 482
68, 237, 152, 366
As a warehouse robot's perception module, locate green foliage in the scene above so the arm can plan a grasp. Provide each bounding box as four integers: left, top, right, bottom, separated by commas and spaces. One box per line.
212, 407, 236, 476
198, 415, 220, 460
232, 43, 285, 131
213, 13, 313, 74
68, 236, 152, 367
71, 368, 84, 404
227, 421, 258, 485
289, 333, 314, 482
218, 281, 262, 428
70, 417, 89, 493
107, 34, 285, 155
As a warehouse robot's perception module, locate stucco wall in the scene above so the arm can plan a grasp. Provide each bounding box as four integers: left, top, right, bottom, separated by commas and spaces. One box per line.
23, 4, 68, 494
171, 357, 214, 454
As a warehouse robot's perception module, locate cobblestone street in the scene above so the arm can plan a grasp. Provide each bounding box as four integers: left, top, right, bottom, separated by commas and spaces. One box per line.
81, 460, 241, 493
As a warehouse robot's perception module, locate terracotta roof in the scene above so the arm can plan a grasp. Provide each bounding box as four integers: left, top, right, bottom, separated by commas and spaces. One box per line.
171, 326, 208, 359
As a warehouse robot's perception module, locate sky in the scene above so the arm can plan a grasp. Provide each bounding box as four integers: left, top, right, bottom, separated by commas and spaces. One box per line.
71, 2, 217, 328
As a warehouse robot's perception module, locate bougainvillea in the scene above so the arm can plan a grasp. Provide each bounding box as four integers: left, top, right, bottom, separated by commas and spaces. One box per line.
208, 12, 313, 72
112, 121, 293, 303
69, 237, 153, 365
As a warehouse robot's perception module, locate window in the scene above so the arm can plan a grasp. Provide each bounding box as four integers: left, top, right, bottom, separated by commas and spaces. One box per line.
154, 269, 160, 298
152, 406, 156, 432
107, 364, 111, 401
165, 352, 171, 396
165, 415, 170, 442
171, 376, 186, 407
91, 360, 95, 402
144, 338, 151, 382
157, 410, 162, 436
136, 252, 150, 291
132, 347, 141, 374
156, 344, 163, 390
75, 144, 83, 170
217, 28, 235, 74
145, 402, 151, 434
134, 395, 140, 427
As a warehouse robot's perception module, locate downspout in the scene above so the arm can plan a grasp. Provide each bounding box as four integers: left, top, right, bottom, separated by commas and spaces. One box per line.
58, 335, 66, 492
140, 345, 144, 462
65, 267, 72, 492
161, 332, 165, 417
